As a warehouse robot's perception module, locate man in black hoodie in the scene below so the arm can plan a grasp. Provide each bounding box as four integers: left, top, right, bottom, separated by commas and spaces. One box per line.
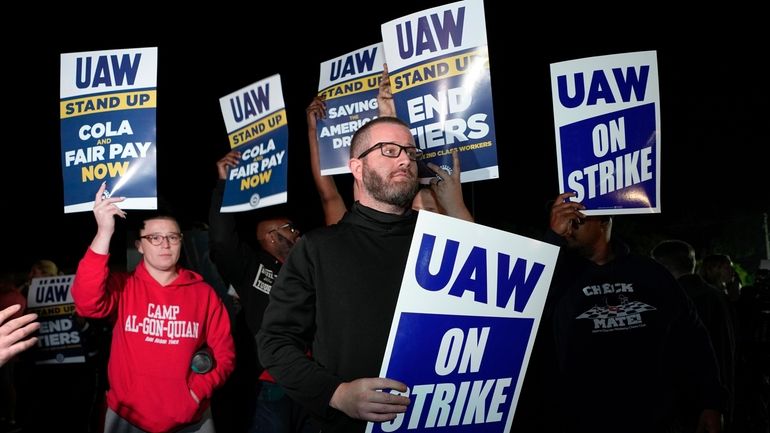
538, 192, 724, 433
258, 116, 463, 433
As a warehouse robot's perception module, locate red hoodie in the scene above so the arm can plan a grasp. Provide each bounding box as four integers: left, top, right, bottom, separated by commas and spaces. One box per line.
72, 248, 235, 433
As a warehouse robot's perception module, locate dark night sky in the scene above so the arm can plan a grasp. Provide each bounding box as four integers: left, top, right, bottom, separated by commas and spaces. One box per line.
4, 5, 767, 275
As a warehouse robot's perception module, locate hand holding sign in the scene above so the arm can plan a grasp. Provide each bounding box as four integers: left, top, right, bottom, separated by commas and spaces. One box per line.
91, 182, 126, 254
216, 151, 241, 181
330, 377, 410, 422
306, 96, 327, 130
427, 150, 472, 222
549, 192, 586, 238
94, 182, 126, 228
377, 64, 396, 118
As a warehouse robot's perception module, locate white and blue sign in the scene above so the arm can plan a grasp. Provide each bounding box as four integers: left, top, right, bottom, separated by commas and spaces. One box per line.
550, 50, 661, 215
26, 275, 86, 365
60, 47, 158, 213
381, 0, 498, 183
370, 212, 559, 433
218, 74, 288, 212
317, 43, 384, 175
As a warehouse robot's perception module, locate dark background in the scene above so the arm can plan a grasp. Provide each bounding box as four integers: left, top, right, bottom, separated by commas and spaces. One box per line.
4, 4, 767, 278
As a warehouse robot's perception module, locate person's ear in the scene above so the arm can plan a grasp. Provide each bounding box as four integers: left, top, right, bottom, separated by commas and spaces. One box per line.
349, 158, 363, 181
135, 239, 143, 254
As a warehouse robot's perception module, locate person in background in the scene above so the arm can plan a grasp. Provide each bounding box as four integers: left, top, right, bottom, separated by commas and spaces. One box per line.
19, 259, 60, 298
652, 239, 736, 431
209, 150, 314, 433
72, 183, 235, 433
731, 266, 770, 433
28, 260, 59, 279
701, 254, 742, 303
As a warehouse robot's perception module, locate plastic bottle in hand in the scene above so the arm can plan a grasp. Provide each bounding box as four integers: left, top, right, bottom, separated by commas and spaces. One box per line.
191, 347, 213, 374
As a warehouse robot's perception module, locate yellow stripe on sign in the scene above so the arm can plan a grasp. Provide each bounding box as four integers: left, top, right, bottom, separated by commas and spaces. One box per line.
318, 74, 380, 102
28, 304, 76, 317
229, 109, 287, 149
391, 50, 490, 94
60, 90, 157, 119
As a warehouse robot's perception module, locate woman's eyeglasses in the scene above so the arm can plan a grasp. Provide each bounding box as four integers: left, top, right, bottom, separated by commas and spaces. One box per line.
140, 233, 184, 246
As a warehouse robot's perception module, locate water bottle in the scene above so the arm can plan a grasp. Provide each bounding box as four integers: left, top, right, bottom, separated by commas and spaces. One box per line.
191, 347, 213, 374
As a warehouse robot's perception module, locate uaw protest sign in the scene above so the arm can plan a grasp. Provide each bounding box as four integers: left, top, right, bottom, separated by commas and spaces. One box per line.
370, 211, 559, 433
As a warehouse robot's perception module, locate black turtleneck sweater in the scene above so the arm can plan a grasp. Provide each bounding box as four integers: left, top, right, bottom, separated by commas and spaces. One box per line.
257, 202, 417, 433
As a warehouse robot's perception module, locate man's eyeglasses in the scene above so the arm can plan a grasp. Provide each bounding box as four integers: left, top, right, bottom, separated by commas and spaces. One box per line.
269, 223, 298, 235
140, 233, 183, 246
357, 142, 423, 161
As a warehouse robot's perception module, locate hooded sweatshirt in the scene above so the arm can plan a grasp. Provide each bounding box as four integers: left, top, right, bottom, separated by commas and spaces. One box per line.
545, 231, 724, 432
72, 248, 235, 433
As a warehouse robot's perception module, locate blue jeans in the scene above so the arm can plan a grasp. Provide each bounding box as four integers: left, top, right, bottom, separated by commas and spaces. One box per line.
105, 407, 215, 433
249, 381, 317, 433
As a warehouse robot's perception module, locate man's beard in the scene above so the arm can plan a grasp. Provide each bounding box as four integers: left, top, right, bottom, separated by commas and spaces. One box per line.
363, 164, 419, 209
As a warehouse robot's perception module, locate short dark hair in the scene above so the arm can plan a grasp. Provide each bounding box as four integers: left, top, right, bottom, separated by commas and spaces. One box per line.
350, 116, 411, 159
651, 240, 694, 274
139, 214, 180, 234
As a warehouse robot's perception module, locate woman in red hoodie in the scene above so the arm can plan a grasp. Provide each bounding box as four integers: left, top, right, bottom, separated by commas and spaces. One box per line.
72, 183, 235, 433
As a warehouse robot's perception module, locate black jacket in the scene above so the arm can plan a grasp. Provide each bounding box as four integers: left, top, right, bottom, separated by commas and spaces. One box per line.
257, 202, 417, 433
678, 273, 736, 423
209, 180, 281, 373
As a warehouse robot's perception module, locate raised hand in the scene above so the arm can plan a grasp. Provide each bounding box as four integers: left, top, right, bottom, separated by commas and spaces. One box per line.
550, 192, 585, 237
216, 150, 241, 180
306, 96, 326, 131
306, 96, 346, 225
377, 63, 396, 118
428, 150, 473, 221
90, 182, 126, 254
